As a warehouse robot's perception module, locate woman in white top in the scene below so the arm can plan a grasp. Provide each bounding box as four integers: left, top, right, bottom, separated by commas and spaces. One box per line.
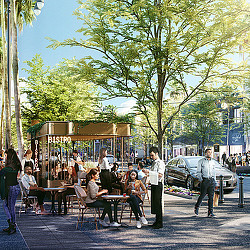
21, 149, 34, 177
98, 148, 112, 193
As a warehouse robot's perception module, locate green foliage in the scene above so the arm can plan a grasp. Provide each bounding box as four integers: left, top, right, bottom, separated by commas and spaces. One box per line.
21, 54, 99, 123
48, 0, 250, 154
180, 94, 226, 150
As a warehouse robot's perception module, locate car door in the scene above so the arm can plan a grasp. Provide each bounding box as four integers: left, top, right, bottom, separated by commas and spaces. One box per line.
176, 159, 189, 186
165, 159, 179, 185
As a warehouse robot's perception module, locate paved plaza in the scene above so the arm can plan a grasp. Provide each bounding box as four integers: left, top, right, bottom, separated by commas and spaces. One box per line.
0, 177, 250, 250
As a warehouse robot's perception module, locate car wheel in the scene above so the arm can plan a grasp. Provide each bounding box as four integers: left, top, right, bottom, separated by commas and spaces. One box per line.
186, 176, 194, 190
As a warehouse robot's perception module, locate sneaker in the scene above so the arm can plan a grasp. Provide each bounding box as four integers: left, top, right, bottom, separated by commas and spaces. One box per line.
110, 222, 121, 227
36, 209, 41, 214
140, 216, 148, 225
99, 220, 109, 227
194, 207, 199, 216
136, 221, 142, 229
208, 212, 216, 217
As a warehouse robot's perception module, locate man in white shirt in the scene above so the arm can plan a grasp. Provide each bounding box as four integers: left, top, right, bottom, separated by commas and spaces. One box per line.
21, 166, 47, 214
143, 147, 165, 229
195, 148, 217, 217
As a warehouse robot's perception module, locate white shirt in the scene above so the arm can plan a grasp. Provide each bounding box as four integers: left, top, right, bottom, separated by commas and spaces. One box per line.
99, 157, 111, 171
150, 158, 165, 183
138, 170, 146, 180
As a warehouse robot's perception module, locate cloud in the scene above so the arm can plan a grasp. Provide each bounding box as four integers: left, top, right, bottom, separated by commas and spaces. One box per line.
117, 99, 136, 115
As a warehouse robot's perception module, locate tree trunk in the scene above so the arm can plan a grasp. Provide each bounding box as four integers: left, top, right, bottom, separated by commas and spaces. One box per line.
1, 0, 12, 149
11, 0, 24, 158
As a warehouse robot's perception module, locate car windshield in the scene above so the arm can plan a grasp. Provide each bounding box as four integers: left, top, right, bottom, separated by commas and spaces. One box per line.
186, 157, 223, 169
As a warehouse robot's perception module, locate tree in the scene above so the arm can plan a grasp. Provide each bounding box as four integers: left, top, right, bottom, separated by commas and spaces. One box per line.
21, 54, 98, 123
49, 0, 250, 157
1, 0, 12, 148
180, 94, 226, 154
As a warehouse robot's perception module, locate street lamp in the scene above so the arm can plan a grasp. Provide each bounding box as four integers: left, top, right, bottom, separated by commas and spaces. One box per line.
34, 0, 44, 16
222, 103, 231, 156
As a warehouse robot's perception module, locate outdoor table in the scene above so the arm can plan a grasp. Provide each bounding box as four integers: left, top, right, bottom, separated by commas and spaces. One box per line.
44, 187, 66, 215
101, 195, 129, 223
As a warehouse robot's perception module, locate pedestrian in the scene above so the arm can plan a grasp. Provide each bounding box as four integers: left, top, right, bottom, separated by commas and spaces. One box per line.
142, 146, 165, 229
0, 149, 21, 234
98, 148, 112, 194
222, 152, 226, 166
194, 148, 217, 217
238, 153, 242, 167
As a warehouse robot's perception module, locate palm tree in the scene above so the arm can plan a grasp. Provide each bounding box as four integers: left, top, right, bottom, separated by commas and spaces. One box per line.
1, 0, 12, 149
11, 0, 35, 157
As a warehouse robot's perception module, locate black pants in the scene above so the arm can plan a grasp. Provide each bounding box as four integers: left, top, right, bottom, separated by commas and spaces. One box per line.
127, 194, 143, 220
111, 182, 124, 194
195, 178, 215, 213
100, 170, 112, 193
151, 183, 163, 225
58, 188, 75, 212
29, 190, 45, 206
86, 200, 113, 222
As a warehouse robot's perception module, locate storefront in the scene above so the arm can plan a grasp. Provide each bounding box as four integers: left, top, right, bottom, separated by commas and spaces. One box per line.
28, 121, 131, 187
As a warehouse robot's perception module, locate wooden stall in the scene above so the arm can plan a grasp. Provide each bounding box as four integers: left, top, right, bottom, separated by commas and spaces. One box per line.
28, 121, 131, 187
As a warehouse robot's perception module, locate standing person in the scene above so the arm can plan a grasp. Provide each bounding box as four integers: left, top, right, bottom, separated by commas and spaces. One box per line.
98, 148, 112, 194
0, 149, 21, 235
221, 152, 226, 166
21, 149, 34, 177
194, 148, 217, 217
142, 147, 165, 229
238, 153, 242, 167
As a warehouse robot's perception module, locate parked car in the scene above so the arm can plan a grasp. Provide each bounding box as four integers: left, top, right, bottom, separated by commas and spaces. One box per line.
165, 156, 237, 192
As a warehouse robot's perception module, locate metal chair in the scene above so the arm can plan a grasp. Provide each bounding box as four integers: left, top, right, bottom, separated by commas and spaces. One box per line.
74, 185, 100, 230
66, 194, 76, 214
18, 180, 37, 216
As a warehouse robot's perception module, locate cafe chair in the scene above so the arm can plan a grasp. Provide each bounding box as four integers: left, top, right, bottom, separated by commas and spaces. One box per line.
66, 194, 76, 214
74, 185, 100, 230
18, 180, 37, 216
141, 176, 150, 204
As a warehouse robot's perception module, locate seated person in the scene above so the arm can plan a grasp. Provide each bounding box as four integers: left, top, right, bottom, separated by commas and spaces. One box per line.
110, 163, 124, 194
124, 163, 134, 182
57, 166, 76, 215
85, 169, 121, 227
137, 161, 146, 181
21, 166, 47, 214
125, 170, 148, 229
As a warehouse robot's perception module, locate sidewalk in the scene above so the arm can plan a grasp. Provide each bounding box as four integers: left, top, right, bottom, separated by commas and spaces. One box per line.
0, 200, 28, 250
1, 178, 250, 250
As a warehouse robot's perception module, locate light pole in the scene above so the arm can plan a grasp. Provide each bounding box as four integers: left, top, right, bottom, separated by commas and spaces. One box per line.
34, 0, 44, 16
226, 106, 230, 156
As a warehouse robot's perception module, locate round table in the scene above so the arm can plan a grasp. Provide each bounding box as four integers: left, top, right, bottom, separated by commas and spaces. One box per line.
44, 187, 66, 215
101, 195, 129, 223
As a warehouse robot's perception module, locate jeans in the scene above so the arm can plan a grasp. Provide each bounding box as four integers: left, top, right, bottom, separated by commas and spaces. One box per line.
127, 195, 143, 220
86, 200, 113, 222
3, 184, 20, 223
195, 178, 215, 213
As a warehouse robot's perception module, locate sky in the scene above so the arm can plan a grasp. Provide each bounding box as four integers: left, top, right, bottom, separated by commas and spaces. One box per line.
18, 0, 134, 115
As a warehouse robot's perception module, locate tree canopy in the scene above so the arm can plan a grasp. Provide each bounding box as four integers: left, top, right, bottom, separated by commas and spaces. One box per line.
48, 0, 250, 156
21, 54, 99, 123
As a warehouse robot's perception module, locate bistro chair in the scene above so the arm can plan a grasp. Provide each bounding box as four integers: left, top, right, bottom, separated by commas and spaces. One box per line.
18, 180, 37, 216
141, 176, 150, 204
74, 185, 100, 230
66, 194, 77, 214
